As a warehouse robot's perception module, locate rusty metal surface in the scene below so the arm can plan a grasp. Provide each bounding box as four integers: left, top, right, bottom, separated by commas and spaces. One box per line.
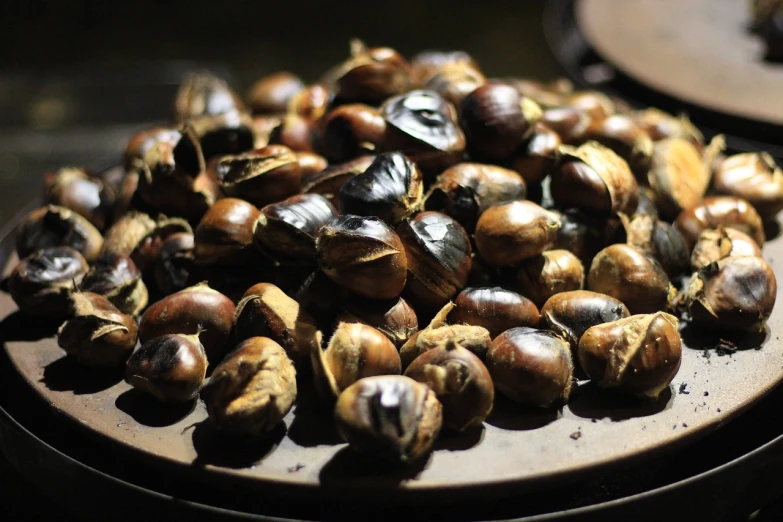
577, 0, 783, 126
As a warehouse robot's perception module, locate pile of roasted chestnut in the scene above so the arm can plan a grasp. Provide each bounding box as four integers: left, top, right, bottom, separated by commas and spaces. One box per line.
3, 41, 780, 464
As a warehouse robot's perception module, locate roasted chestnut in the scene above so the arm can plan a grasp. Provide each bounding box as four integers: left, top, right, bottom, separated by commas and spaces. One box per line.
2, 246, 88, 317
683, 256, 777, 332
269, 113, 318, 153
139, 282, 235, 365
675, 196, 765, 248
410, 50, 479, 86
153, 232, 195, 296
301, 155, 374, 200
540, 106, 592, 144
334, 375, 442, 463
400, 323, 492, 369
287, 84, 331, 121
588, 244, 674, 315
16, 205, 104, 263
321, 104, 386, 162
316, 215, 407, 300
125, 332, 207, 403
201, 336, 297, 435
550, 209, 615, 266
43, 167, 110, 230
474, 201, 561, 267
506, 123, 562, 186
332, 40, 411, 106
80, 252, 148, 316
247, 71, 305, 115
194, 198, 261, 266
234, 282, 321, 364
397, 211, 472, 315
713, 152, 783, 220
635, 187, 660, 218
578, 312, 681, 399
179, 110, 255, 167
568, 91, 615, 120
423, 163, 527, 233
213, 145, 302, 208
448, 286, 539, 339
690, 227, 763, 272
539, 290, 631, 353
124, 126, 187, 173
336, 296, 418, 347
624, 214, 690, 278
132, 163, 218, 224
578, 114, 653, 176
173, 71, 246, 123
486, 327, 573, 408
101, 211, 157, 259
460, 82, 542, 161
296, 152, 329, 179
515, 250, 585, 308
631, 108, 703, 146
404, 341, 494, 432
552, 142, 639, 217
57, 292, 138, 367
425, 61, 486, 108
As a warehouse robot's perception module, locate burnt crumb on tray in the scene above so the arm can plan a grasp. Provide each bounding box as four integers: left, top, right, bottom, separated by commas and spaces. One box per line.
678, 383, 690, 395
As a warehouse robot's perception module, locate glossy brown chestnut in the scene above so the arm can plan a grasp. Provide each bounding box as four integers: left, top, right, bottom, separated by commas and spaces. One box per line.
515, 250, 585, 308
247, 71, 305, 115
334, 375, 442, 463
410, 50, 479, 86
540, 106, 592, 144
287, 84, 331, 121
43, 167, 110, 230
178, 110, 255, 168
316, 215, 407, 300
631, 108, 704, 147
690, 227, 763, 272
201, 336, 297, 435
139, 282, 235, 365
539, 290, 631, 353
321, 104, 386, 162
448, 286, 539, 339
568, 91, 616, 120
578, 312, 681, 399
404, 341, 494, 432
213, 145, 302, 208
16, 205, 104, 263
194, 198, 261, 266
624, 214, 691, 278
101, 211, 157, 259
400, 323, 492, 370
506, 123, 562, 185
80, 252, 148, 316
336, 296, 418, 347
296, 152, 329, 179
333, 40, 411, 106
173, 71, 246, 123
486, 327, 573, 408
268, 113, 318, 153
474, 201, 561, 267
713, 152, 783, 220
153, 232, 195, 296
57, 292, 138, 368
579, 114, 653, 177
675, 196, 766, 248
125, 333, 207, 403
124, 127, 186, 173
425, 61, 486, 108
684, 256, 777, 332
301, 155, 375, 200
588, 244, 674, 315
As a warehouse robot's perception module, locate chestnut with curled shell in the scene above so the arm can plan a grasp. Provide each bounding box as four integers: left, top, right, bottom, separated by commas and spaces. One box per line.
515, 250, 585, 309
690, 227, 763, 272
675, 196, 765, 248
400, 321, 492, 370
335, 296, 418, 347
16, 205, 104, 263
623, 214, 690, 279
43, 167, 110, 230
80, 252, 148, 316
213, 145, 302, 208
334, 375, 442, 463
713, 152, 783, 220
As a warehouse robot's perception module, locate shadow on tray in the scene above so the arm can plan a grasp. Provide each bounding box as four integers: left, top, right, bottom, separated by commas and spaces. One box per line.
287, 380, 342, 447
191, 420, 286, 469
485, 394, 560, 431
567, 382, 674, 421
319, 446, 430, 487
680, 323, 769, 354
41, 355, 123, 394
115, 388, 196, 427
0, 310, 60, 343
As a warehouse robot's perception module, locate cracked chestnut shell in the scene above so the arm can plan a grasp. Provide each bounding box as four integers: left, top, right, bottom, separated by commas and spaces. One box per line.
334, 375, 442, 463
690, 227, 762, 272
404, 341, 494, 432
316, 215, 407, 300
684, 256, 777, 332
57, 292, 138, 367
81, 252, 148, 316
631, 108, 703, 146
178, 110, 255, 169
173, 71, 246, 123
332, 40, 411, 106
588, 244, 674, 315
194, 198, 260, 266
16, 205, 104, 263
713, 152, 783, 220
675, 196, 765, 248
400, 321, 491, 370
301, 155, 374, 200
474, 201, 561, 267
125, 332, 207, 403
578, 114, 653, 177
448, 286, 539, 339
213, 145, 302, 208
579, 313, 681, 399
322, 104, 386, 163
515, 250, 585, 309
486, 327, 573, 408
43, 167, 110, 230
201, 336, 297, 436
624, 214, 690, 279
336, 296, 418, 347
247, 71, 305, 115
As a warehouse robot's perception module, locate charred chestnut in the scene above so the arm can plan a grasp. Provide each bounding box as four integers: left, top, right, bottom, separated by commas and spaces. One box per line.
675, 196, 766, 248
16, 205, 103, 263
247, 71, 305, 115
321, 104, 386, 162
332, 40, 411, 106
713, 152, 783, 220
173, 71, 246, 123
515, 250, 585, 308
336, 296, 418, 347
81, 252, 148, 316
213, 145, 302, 208
448, 286, 539, 339
194, 198, 261, 266
690, 227, 762, 272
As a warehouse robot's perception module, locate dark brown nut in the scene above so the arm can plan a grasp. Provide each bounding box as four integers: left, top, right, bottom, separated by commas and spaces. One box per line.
101, 211, 157, 259
2, 246, 88, 317
153, 232, 195, 296
635, 187, 660, 218
624, 215, 690, 278
80, 253, 148, 316
423, 163, 527, 233
194, 198, 260, 266
404, 341, 494, 432
269, 114, 318, 153
338, 152, 423, 226
467, 253, 502, 287
102, 166, 138, 223
332, 40, 411, 106
410, 50, 479, 86
579, 114, 653, 177
397, 212, 472, 315
321, 104, 386, 162
57, 292, 138, 367
631, 108, 704, 147
313, 322, 401, 399
540, 290, 631, 353
588, 244, 674, 315
460, 82, 542, 161
139, 282, 235, 365
247, 71, 305, 115
288, 84, 331, 121
133, 162, 218, 223
486, 327, 573, 408
179, 111, 256, 169
515, 250, 585, 308
675, 196, 765, 249
425, 61, 486, 108
540, 106, 592, 144
713, 152, 783, 220
125, 333, 207, 403
43, 167, 110, 230
214, 145, 302, 208
380, 90, 466, 175
336, 296, 418, 347
234, 282, 321, 364
550, 209, 616, 266
296, 152, 329, 180
474, 201, 561, 267
253, 194, 337, 264
295, 270, 350, 329
690, 227, 763, 272
334, 375, 442, 463
684, 256, 777, 332
647, 136, 724, 219
506, 123, 562, 185
400, 323, 492, 369
173, 71, 246, 123
316, 215, 407, 300
124, 127, 187, 173
301, 155, 375, 200
552, 142, 639, 217
201, 337, 297, 435
129, 216, 192, 276
448, 287, 539, 339
578, 312, 681, 399
568, 91, 616, 120
16, 205, 104, 263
